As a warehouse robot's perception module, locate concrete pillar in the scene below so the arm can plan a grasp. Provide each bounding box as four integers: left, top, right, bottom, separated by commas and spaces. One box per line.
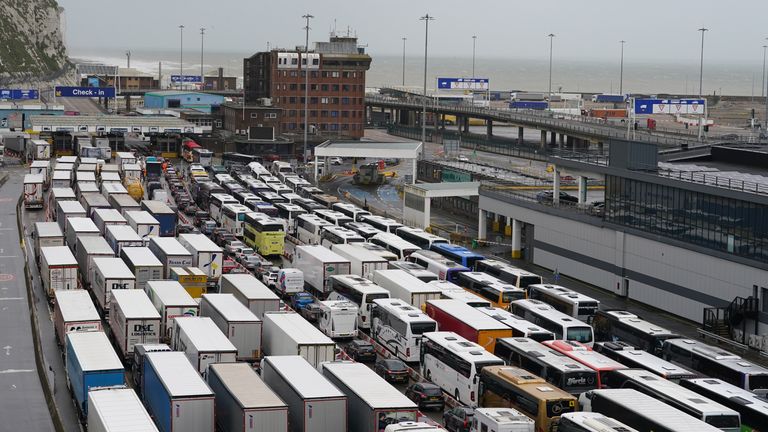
598, 141, 604, 154
578, 176, 587, 205
478, 209, 487, 240
559, 133, 565, 147
511, 219, 522, 259
314, 155, 319, 182
492, 212, 500, 232
463, 117, 470, 133
518, 127, 524, 145
553, 167, 561, 206
124, 94, 131, 112
566, 136, 574, 148
486, 120, 493, 138
504, 216, 512, 236
424, 197, 432, 230
550, 131, 557, 146
540, 130, 547, 150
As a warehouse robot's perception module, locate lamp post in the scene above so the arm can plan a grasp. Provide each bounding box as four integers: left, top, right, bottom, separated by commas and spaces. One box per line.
698, 27, 708, 141
619, 40, 626, 95
420, 14, 435, 154
125, 50, 131, 68
547, 34, 555, 100
402, 37, 407, 86
302, 13, 314, 163
200, 27, 205, 85
472, 35, 477, 78
178, 25, 185, 89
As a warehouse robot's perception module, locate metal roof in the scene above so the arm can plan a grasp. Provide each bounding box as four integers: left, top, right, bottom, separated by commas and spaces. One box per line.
54, 290, 100, 323
106, 224, 142, 242
30, 114, 195, 128
314, 140, 422, 159
208, 363, 286, 409
201, 294, 260, 322
120, 247, 162, 267
146, 281, 197, 307
51, 188, 76, 199
178, 233, 222, 253
87, 388, 159, 432
67, 332, 123, 372
173, 317, 237, 352
322, 362, 417, 409
35, 222, 63, 238
93, 257, 135, 280
93, 208, 126, 224
263, 312, 334, 345
125, 211, 159, 225
67, 217, 98, 233
145, 351, 213, 397
111, 290, 161, 319
427, 299, 513, 331
149, 237, 191, 256
262, 355, 345, 400
403, 182, 480, 198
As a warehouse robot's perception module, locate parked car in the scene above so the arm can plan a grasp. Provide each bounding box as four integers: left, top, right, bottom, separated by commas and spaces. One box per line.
346, 340, 377, 363
535, 190, 579, 204
590, 200, 605, 216
328, 157, 343, 165
443, 406, 474, 432
374, 358, 408, 383
261, 266, 280, 288
405, 382, 445, 411
222, 258, 238, 274
176, 224, 198, 234
291, 292, 314, 310
199, 220, 217, 235
213, 231, 236, 247
239, 254, 263, 271
225, 240, 247, 255
300, 303, 322, 322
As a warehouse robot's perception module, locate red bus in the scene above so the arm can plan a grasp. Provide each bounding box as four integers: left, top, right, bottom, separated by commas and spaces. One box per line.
181, 140, 202, 162
542, 339, 627, 389
424, 299, 513, 353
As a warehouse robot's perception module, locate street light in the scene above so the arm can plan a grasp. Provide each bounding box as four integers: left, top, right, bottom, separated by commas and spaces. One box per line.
178, 25, 185, 90
420, 14, 435, 153
472, 35, 477, 78
200, 28, 206, 85
125, 50, 131, 68
401, 37, 407, 86
302, 13, 314, 163
547, 34, 555, 100
619, 40, 626, 95
761, 44, 767, 98
698, 27, 708, 97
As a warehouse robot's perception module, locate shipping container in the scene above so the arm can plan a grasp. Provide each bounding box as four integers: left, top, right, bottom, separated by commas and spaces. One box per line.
91, 208, 127, 236
125, 211, 161, 240
322, 362, 418, 432
108, 193, 141, 216
29, 160, 51, 186
148, 237, 194, 278
79, 192, 111, 217
65, 331, 125, 418
207, 362, 288, 432
141, 200, 177, 237
34, 222, 64, 261
144, 280, 199, 342
292, 245, 351, 297
91, 257, 136, 313
23, 174, 44, 209
200, 294, 262, 361
87, 387, 159, 432
52, 170, 72, 188
116, 151, 137, 167
218, 274, 281, 318
262, 312, 336, 370
99, 172, 123, 187
260, 355, 347, 432
75, 236, 115, 288
56, 200, 87, 232
109, 290, 162, 359
171, 317, 237, 375
331, 243, 389, 279
105, 224, 143, 255
40, 245, 79, 297
31, 139, 51, 160
53, 289, 101, 346
121, 247, 163, 291
142, 351, 215, 432
65, 216, 99, 254
372, 269, 442, 309
50, 187, 76, 204
424, 299, 514, 353
178, 233, 224, 280
170, 266, 208, 298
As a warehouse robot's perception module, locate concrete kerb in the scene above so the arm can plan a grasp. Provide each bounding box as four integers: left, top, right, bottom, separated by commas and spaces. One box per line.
16, 194, 66, 432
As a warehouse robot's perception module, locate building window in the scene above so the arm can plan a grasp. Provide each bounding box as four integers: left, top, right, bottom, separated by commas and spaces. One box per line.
342, 123, 349, 130
310, 110, 318, 117
289, 97, 297, 103
762, 287, 768, 313
342, 97, 350, 105
330, 124, 338, 131
289, 84, 298, 90
289, 71, 297, 77
331, 111, 338, 118
311, 71, 319, 78
266, 113, 277, 119
311, 84, 319, 91
250, 113, 258, 119
321, 97, 329, 104
321, 84, 329, 91
331, 71, 340, 78
342, 85, 350, 91
312, 58, 319, 65
291, 58, 298, 65
310, 97, 319, 104
332, 84, 340, 91
341, 111, 349, 118
301, 84, 306, 91
321, 111, 328, 117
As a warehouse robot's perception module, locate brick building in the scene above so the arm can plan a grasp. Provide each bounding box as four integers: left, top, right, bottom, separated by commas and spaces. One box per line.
220, 101, 282, 135
244, 34, 371, 139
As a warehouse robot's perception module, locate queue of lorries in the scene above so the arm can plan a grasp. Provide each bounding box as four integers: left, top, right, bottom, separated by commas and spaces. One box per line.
23, 151, 768, 432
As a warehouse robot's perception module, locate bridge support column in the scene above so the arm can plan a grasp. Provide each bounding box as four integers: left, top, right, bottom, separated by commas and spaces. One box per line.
124, 95, 131, 113
504, 216, 512, 236
552, 167, 561, 206
578, 176, 588, 205
486, 120, 493, 139
463, 117, 470, 133
492, 213, 500, 233
478, 209, 487, 240
550, 131, 557, 146
511, 219, 522, 259
518, 127, 524, 145
566, 136, 574, 149
597, 141, 604, 153
540, 130, 547, 150
559, 133, 565, 148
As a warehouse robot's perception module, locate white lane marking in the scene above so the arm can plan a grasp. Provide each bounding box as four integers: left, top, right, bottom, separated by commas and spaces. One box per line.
0, 256, 18, 258
0, 369, 34, 374
0, 297, 23, 301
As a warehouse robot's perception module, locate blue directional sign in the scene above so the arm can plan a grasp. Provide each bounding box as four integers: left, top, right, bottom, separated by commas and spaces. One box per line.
0, 89, 40, 100
634, 98, 705, 115
171, 75, 203, 83
437, 77, 489, 90
55, 86, 116, 98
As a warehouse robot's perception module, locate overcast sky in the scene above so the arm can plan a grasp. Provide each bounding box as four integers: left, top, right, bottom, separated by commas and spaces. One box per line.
60, 0, 768, 63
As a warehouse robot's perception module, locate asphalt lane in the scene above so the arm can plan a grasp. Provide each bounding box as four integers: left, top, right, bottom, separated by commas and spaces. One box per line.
0, 166, 55, 432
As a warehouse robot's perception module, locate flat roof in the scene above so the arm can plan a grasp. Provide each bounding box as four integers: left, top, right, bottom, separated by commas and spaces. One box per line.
146, 281, 197, 307
427, 299, 513, 331
87, 388, 159, 431
35, 222, 63, 238
93, 258, 135, 279
322, 362, 417, 409
29, 114, 196, 128
173, 317, 237, 352
404, 182, 481, 198
67, 332, 123, 372
145, 351, 213, 397
54, 290, 100, 323
262, 355, 345, 400
201, 294, 260, 322
125, 211, 159, 225
314, 140, 422, 159
111, 290, 161, 319
263, 312, 334, 345
149, 237, 191, 256
178, 233, 222, 253
121, 247, 162, 267
106, 224, 142, 241
209, 363, 286, 409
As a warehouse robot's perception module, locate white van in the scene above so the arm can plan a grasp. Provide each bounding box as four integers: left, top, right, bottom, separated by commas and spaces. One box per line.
277, 269, 304, 295
316, 300, 358, 339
